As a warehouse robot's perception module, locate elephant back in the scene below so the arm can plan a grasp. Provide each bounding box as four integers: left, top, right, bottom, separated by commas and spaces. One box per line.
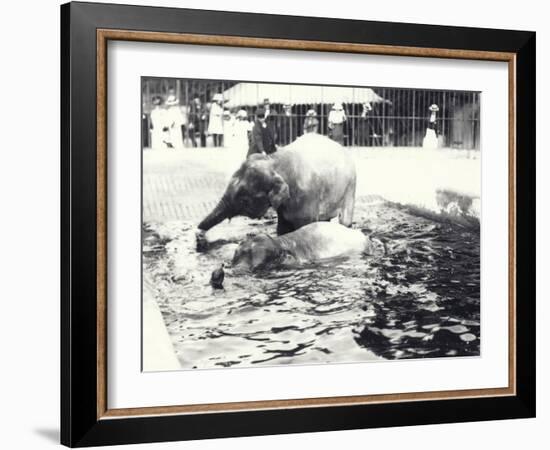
279, 133, 356, 183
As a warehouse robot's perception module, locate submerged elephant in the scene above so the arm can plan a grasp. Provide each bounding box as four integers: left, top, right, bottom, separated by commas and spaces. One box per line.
232, 222, 378, 271
197, 134, 356, 237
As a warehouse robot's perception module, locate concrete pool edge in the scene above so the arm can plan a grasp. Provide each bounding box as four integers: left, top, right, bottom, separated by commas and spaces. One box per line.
143, 285, 181, 372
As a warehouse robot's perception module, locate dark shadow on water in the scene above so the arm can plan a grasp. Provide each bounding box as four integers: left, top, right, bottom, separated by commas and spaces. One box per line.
34, 428, 59, 444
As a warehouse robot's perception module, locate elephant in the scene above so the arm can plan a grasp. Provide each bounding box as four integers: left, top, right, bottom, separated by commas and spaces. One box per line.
232, 222, 378, 271
197, 134, 357, 238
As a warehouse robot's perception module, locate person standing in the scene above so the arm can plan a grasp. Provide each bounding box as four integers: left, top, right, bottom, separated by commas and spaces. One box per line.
222, 109, 236, 148
188, 96, 207, 147
149, 96, 169, 150
303, 109, 319, 134
262, 98, 279, 144
179, 104, 189, 147
165, 91, 185, 149
328, 102, 347, 145
357, 102, 372, 146
279, 103, 294, 145
422, 104, 440, 149
428, 103, 439, 134
262, 98, 272, 119
247, 107, 276, 158
208, 93, 224, 147
234, 109, 253, 158
142, 99, 150, 149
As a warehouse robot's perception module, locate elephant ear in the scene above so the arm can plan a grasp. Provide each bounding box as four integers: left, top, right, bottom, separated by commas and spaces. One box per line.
268, 172, 290, 209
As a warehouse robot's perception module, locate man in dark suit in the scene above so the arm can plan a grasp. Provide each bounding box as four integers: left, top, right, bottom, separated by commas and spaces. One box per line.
188, 96, 208, 147
247, 107, 277, 157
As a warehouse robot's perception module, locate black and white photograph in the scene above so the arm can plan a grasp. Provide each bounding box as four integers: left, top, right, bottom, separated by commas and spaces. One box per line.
0, 0, 541, 446
141, 77, 481, 371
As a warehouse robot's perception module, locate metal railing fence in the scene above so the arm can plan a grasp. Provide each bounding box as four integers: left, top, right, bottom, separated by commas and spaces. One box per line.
142, 78, 480, 150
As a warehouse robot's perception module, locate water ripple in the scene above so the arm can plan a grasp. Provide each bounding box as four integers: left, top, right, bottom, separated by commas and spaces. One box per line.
143, 201, 480, 370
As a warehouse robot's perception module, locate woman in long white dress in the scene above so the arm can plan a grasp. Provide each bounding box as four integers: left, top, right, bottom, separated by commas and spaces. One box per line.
165, 94, 185, 149
422, 104, 440, 149
234, 109, 252, 158
222, 110, 237, 149
208, 93, 224, 147
149, 96, 169, 150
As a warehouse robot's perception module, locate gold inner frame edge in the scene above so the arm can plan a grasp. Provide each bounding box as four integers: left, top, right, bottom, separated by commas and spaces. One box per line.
95, 29, 517, 420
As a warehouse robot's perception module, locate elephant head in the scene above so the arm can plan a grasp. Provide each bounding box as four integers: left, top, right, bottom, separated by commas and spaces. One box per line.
232, 234, 286, 271
198, 154, 290, 231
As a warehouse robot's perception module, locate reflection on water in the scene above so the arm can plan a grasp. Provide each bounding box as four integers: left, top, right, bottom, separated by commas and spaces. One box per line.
143, 200, 480, 370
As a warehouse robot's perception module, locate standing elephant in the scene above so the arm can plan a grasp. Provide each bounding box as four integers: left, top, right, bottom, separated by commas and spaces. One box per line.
197, 134, 356, 237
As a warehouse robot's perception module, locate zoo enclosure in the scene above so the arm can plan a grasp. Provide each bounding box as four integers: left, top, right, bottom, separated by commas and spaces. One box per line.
142, 78, 480, 150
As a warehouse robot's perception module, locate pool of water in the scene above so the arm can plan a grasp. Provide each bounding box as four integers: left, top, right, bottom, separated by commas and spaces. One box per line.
143, 199, 480, 370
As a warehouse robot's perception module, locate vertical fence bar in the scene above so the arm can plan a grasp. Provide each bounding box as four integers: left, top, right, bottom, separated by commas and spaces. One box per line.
398, 88, 402, 147
410, 88, 414, 146
381, 87, 386, 148
476, 91, 480, 150
412, 90, 416, 147
141, 80, 482, 152
184, 80, 189, 148
443, 90, 447, 147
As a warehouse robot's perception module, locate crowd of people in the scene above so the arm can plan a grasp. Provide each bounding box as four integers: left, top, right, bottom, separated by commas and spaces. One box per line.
144, 91, 382, 154
147, 89, 228, 150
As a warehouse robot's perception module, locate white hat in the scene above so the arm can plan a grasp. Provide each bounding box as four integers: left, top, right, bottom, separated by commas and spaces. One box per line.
165, 94, 179, 106
332, 103, 343, 110
306, 109, 317, 116
212, 93, 223, 102
429, 104, 439, 112
237, 109, 248, 118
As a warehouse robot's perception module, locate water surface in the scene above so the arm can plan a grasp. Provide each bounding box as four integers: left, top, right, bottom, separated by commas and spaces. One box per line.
143, 199, 480, 370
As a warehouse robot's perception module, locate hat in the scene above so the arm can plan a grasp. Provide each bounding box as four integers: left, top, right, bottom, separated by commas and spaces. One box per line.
429, 104, 439, 112
165, 94, 179, 106
332, 103, 343, 110
212, 93, 223, 102
306, 109, 317, 117
237, 109, 248, 119
263, 98, 270, 104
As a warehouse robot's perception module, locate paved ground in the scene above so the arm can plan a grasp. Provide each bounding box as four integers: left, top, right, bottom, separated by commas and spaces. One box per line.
142, 144, 480, 224
143, 147, 244, 222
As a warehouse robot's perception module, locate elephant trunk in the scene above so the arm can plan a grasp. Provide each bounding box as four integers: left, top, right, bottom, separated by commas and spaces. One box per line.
198, 197, 229, 231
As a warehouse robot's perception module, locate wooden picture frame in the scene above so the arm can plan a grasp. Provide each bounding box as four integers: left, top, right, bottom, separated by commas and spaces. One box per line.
61, 1, 535, 447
